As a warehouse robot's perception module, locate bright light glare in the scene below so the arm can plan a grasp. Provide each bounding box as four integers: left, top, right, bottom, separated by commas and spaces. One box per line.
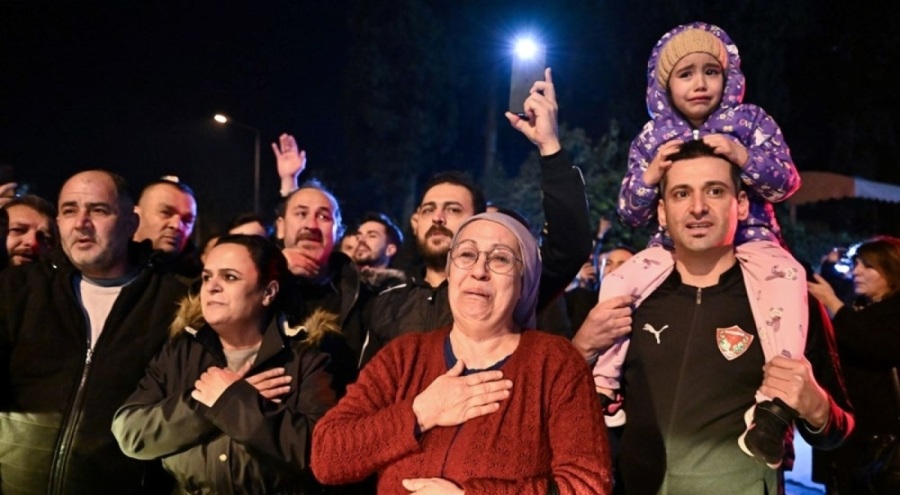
213, 114, 229, 124
514, 38, 539, 60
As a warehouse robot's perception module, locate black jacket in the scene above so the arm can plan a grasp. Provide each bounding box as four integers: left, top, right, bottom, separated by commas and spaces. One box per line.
112, 318, 342, 495
617, 265, 853, 494
0, 244, 187, 495
283, 251, 375, 368
362, 150, 592, 365
812, 293, 900, 491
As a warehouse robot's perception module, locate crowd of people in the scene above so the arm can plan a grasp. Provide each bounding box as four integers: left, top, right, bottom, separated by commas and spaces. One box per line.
0, 20, 895, 495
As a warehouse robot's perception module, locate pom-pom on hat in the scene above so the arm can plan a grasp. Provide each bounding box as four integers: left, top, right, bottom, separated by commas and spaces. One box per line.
656, 29, 728, 88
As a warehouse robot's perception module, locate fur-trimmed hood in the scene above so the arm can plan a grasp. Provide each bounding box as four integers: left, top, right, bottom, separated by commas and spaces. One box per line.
359, 266, 407, 291
169, 293, 341, 346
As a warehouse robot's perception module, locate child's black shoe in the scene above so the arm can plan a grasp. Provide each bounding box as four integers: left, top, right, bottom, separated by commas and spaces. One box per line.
738, 398, 799, 468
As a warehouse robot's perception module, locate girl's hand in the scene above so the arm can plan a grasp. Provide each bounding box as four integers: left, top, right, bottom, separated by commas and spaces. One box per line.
702, 134, 749, 167
643, 139, 682, 186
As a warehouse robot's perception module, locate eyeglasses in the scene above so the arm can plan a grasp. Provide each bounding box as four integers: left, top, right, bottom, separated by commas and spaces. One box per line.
450, 242, 522, 275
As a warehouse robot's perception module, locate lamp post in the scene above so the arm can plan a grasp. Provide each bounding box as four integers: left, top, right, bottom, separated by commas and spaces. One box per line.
213, 114, 262, 213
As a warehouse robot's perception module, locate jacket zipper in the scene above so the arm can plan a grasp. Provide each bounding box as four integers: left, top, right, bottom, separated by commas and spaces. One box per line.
661, 286, 703, 495
427, 287, 442, 329
49, 346, 93, 494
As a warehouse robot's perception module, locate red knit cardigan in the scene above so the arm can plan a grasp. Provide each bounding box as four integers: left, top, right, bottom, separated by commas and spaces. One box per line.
311, 327, 613, 495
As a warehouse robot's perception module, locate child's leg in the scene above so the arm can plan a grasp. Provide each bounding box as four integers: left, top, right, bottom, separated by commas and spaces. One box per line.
590, 246, 675, 427
735, 240, 809, 467
591, 245, 675, 389
592, 338, 629, 391
736, 240, 809, 363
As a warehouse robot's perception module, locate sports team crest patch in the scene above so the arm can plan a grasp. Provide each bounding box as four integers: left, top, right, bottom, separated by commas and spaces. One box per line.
716, 325, 754, 361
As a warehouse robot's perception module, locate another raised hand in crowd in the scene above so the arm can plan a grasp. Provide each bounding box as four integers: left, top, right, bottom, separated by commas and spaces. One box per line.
272, 133, 307, 196
272, 143, 375, 365
364, 65, 593, 367
0, 182, 17, 208
505, 67, 561, 156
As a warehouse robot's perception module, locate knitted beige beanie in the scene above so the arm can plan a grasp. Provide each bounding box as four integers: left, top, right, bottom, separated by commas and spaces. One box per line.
656, 29, 728, 87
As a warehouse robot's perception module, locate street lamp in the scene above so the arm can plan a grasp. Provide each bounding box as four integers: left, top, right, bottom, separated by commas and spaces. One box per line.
213, 113, 262, 213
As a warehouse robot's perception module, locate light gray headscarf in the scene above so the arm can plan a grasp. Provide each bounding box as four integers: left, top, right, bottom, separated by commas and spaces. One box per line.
449, 212, 542, 329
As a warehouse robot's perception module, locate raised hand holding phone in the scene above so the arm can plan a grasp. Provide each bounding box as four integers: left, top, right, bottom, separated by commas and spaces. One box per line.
505, 67, 560, 156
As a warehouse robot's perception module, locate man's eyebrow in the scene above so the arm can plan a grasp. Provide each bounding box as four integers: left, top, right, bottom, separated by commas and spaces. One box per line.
704, 180, 732, 189
421, 201, 462, 208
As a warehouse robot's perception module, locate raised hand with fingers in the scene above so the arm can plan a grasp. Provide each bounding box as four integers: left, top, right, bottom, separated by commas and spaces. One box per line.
702, 134, 749, 167
271, 133, 307, 195
412, 359, 513, 433
643, 139, 683, 186
505, 67, 561, 156
808, 273, 845, 314
0, 182, 17, 207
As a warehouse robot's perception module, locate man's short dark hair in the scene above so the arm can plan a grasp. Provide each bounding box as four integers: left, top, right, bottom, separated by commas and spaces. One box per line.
358, 211, 403, 247
660, 139, 743, 195
77, 170, 135, 210
2, 194, 59, 248
2, 194, 56, 220
421, 172, 487, 214
137, 178, 195, 203
227, 212, 273, 237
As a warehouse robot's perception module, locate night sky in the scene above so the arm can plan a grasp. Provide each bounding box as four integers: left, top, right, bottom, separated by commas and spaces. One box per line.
3, 1, 899, 240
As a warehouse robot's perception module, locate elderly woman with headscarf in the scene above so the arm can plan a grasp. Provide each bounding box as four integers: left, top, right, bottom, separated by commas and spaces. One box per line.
311, 212, 613, 495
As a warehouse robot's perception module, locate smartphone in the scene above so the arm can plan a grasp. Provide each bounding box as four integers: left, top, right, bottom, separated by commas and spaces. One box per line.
509, 43, 546, 119
802, 262, 818, 282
